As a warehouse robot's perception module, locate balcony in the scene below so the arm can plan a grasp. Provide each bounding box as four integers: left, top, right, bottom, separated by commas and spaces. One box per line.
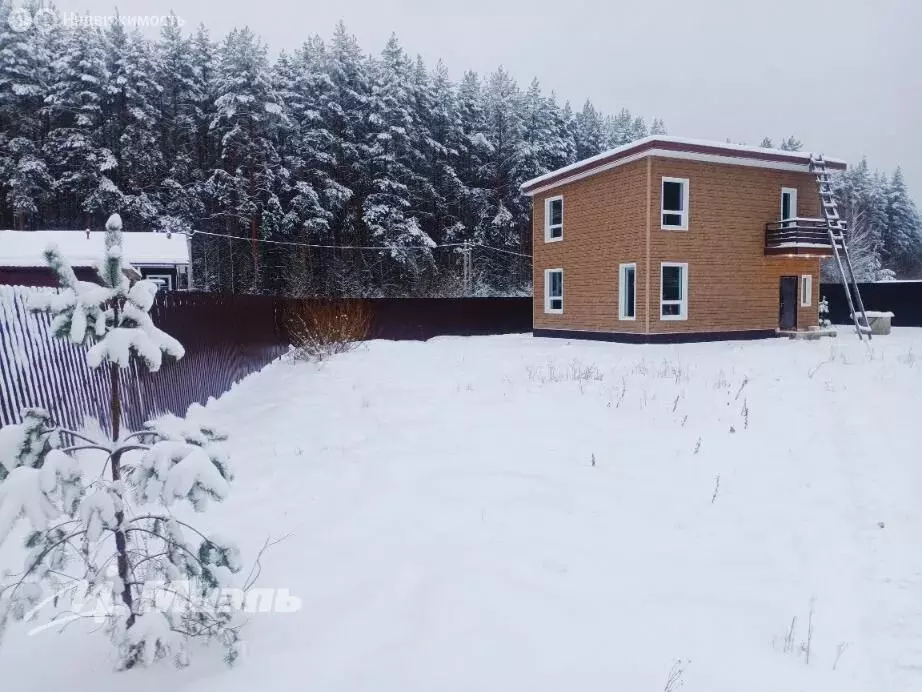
764, 218, 838, 257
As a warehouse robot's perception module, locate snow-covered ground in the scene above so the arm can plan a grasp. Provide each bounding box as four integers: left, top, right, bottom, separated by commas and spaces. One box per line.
3, 330, 922, 691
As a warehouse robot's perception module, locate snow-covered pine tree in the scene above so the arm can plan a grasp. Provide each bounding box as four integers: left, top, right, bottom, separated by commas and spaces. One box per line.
185, 23, 222, 291
630, 115, 648, 141
323, 22, 372, 245
478, 67, 529, 292
363, 35, 435, 272
207, 27, 288, 292
0, 213, 245, 669
883, 167, 922, 277
827, 159, 885, 281
103, 20, 165, 227
558, 100, 578, 164
779, 136, 802, 151
0, 0, 54, 228
544, 93, 576, 169
422, 59, 466, 250
650, 118, 667, 136
43, 20, 120, 226
818, 296, 831, 328
573, 99, 604, 160
154, 13, 205, 238
520, 79, 558, 184
454, 70, 491, 243
604, 108, 635, 148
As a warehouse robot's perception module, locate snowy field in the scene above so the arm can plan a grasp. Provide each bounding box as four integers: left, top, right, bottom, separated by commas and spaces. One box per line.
3, 330, 922, 691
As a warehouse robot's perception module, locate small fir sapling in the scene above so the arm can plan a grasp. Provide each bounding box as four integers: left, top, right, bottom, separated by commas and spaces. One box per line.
0, 214, 245, 670
819, 296, 832, 328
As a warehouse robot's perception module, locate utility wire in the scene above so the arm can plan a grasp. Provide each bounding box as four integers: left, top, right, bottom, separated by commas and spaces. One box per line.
185, 228, 533, 258
476, 245, 533, 259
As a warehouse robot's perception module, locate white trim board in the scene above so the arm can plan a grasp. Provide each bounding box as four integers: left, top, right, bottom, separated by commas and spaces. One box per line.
523, 149, 822, 197
520, 134, 846, 191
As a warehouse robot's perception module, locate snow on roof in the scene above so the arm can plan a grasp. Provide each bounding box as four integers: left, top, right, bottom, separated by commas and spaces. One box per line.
0, 230, 190, 268
520, 135, 848, 193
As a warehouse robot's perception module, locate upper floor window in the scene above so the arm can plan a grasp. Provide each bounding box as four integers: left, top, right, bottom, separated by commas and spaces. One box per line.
544, 268, 563, 313
660, 262, 688, 320
661, 177, 689, 230
781, 187, 798, 228
544, 195, 563, 242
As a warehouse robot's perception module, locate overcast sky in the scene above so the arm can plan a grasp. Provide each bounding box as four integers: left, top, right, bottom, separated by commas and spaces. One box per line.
56, 0, 922, 200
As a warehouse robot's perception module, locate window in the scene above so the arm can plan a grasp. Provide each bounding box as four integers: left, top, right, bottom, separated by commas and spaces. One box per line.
544, 195, 563, 242
544, 269, 563, 313
145, 273, 173, 291
660, 262, 688, 320
800, 274, 812, 307
619, 263, 636, 320
661, 177, 689, 230
781, 187, 798, 228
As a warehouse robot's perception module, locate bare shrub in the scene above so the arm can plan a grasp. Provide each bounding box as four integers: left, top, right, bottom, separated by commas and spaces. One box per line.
656, 359, 688, 383
898, 347, 917, 367
773, 599, 817, 664
285, 300, 371, 362
663, 658, 690, 692
526, 360, 604, 387
833, 641, 850, 670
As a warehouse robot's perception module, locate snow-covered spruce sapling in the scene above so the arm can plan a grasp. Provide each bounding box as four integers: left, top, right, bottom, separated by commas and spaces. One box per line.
0, 214, 244, 669
819, 296, 832, 328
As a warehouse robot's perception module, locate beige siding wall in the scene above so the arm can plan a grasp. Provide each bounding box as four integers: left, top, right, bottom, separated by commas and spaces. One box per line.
646, 158, 821, 333
531, 156, 824, 336
532, 160, 649, 333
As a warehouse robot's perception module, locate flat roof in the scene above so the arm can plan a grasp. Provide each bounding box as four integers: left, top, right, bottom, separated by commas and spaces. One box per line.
0, 230, 190, 267
520, 136, 847, 195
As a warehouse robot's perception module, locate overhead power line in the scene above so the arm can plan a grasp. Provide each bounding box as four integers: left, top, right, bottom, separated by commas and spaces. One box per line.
185, 229, 533, 258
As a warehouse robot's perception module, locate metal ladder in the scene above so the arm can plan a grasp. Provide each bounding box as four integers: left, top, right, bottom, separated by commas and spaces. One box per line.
809, 153, 872, 339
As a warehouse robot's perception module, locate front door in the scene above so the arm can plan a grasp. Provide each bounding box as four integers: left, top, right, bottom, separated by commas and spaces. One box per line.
779, 276, 798, 330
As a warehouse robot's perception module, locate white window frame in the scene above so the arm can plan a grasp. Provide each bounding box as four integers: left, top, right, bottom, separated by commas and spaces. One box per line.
619, 263, 637, 321
544, 195, 563, 242
800, 274, 812, 307
781, 187, 798, 227
544, 268, 564, 314
660, 262, 688, 321
661, 177, 689, 231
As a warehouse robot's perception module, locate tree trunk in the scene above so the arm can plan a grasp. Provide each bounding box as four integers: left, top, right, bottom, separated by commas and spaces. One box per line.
251, 216, 259, 291
108, 308, 135, 630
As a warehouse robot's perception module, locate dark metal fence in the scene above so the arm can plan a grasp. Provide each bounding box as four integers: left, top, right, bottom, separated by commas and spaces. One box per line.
820, 281, 922, 327
1, 287, 532, 431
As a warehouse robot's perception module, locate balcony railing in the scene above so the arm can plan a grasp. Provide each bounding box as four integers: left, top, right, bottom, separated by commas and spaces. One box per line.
764, 218, 840, 256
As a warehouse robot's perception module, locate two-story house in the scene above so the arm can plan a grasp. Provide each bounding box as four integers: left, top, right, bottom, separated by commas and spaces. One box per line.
521, 136, 847, 343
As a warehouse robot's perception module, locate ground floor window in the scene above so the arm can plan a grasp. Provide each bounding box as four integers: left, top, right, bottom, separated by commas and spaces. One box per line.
660, 262, 688, 320
544, 268, 563, 313
619, 263, 636, 320
800, 274, 812, 307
